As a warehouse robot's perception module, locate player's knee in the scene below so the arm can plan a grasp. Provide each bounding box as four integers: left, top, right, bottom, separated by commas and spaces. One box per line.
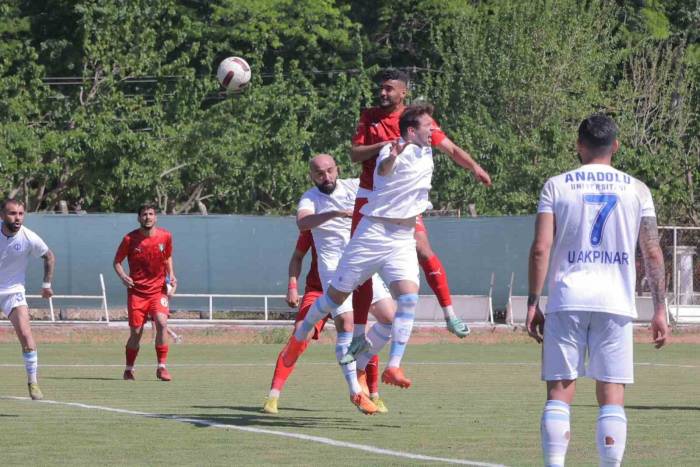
397, 293, 418, 311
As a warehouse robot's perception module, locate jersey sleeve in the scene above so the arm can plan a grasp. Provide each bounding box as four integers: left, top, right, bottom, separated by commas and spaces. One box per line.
297, 191, 316, 214
374, 143, 394, 176
165, 232, 173, 258
295, 230, 312, 254
638, 183, 656, 218
27, 231, 49, 258
351, 110, 371, 146
114, 236, 130, 263
537, 179, 556, 214
428, 116, 447, 147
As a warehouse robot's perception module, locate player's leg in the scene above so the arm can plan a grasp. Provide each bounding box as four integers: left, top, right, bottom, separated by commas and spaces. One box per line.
382, 279, 418, 388
589, 313, 633, 467
414, 220, 469, 338
540, 311, 588, 467
153, 295, 171, 381
350, 198, 373, 352
124, 293, 146, 380
264, 290, 324, 414
362, 294, 394, 413
333, 305, 377, 415
7, 296, 43, 400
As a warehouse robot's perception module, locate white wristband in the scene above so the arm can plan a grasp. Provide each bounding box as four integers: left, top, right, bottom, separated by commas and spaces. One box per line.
42, 282, 52, 289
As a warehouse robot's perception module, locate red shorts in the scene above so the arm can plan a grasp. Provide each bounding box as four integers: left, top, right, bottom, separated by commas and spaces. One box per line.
352, 197, 427, 235
128, 292, 169, 328
295, 289, 328, 340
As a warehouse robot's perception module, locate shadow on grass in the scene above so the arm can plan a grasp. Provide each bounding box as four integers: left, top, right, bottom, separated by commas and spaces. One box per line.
181, 405, 401, 430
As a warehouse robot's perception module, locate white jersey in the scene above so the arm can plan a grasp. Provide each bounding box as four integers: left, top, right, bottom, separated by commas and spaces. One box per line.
538, 163, 656, 317
298, 178, 358, 280
361, 140, 433, 219
0, 226, 49, 294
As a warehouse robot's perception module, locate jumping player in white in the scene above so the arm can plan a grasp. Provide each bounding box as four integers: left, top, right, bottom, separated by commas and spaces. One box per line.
295, 103, 445, 394
0, 199, 55, 400
526, 114, 669, 467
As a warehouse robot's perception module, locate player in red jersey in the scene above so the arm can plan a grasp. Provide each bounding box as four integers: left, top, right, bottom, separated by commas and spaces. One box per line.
262, 230, 386, 414
114, 203, 176, 382
348, 68, 492, 353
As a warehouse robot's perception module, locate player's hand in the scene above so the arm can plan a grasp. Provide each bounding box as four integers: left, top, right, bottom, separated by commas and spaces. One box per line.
335, 209, 353, 218
121, 275, 134, 288
651, 310, 669, 349
286, 288, 299, 308
471, 164, 492, 187
389, 139, 406, 158
167, 278, 177, 297
41, 287, 53, 299
525, 305, 545, 343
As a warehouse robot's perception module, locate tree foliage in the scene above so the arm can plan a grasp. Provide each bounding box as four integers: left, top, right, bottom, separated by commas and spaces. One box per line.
0, 0, 698, 223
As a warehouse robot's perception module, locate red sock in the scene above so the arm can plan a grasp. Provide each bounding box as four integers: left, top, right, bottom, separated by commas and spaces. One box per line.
281, 335, 308, 367
421, 255, 452, 307
352, 278, 373, 325
271, 336, 309, 391
155, 345, 169, 365
366, 354, 379, 395
125, 346, 139, 367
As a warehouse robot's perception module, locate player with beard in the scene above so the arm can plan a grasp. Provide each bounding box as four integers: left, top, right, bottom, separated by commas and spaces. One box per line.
347, 69, 492, 357
0, 199, 55, 400
282, 154, 395, 415
114, 203, 176, 381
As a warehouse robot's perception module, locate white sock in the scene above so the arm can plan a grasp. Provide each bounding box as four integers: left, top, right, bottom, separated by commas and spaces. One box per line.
442, 305, 456, 320
388, 294, 418, 368
23, 350, 38, 384
336, 331, 361, 394
158, 363, 166, 369
597, 405, 627, 467
125, 365, 134, 371
294, 294, 339, 341
268, 389, 280, 398
353, 323, 366, 338
541, 400, 570, 467
357, 322, 392, 370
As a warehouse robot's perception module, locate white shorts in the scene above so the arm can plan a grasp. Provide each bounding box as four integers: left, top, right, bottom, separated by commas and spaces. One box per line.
320, 271, 391, 318
0, 292, 28, 318
331, 217, 418, 294
542, 310, 633, 384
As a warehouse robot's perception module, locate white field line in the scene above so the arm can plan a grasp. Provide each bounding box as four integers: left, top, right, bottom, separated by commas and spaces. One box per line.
1, 396, 506, 467
0, 361, 697, 368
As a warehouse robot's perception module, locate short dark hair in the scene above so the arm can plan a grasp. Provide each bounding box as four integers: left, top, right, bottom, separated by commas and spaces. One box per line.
399, 103, 434, 138
379, 68, 409, 85
1, 198, 25, 211
138, 202, 158, 216
578, 114, 618, 150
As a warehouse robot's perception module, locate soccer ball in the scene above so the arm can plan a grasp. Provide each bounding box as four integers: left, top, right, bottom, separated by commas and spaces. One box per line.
216, 56, 251, 92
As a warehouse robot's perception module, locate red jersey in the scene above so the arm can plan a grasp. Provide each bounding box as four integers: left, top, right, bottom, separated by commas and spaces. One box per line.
115, 227, 173, 296
295, 230, 322, 292
351, 106, 447, 190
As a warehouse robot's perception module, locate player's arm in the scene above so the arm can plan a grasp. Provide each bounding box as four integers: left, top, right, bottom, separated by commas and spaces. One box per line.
638, 216, 669, 348
526, 212, 554, 343
377, 140, 406, 176
41, 249, 55, 299
166, 257, 177, 295
435, 137, 492, 186
286, 248, 306, 307
113, 239, 134, 288
296, 209, 351, 231
351, 142, 391, 163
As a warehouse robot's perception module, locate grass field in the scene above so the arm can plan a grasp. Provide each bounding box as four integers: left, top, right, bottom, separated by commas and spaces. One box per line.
0, 329, 698, 466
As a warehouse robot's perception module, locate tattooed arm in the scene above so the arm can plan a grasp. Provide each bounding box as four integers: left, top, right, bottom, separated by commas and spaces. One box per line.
638, 216, 669, 348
